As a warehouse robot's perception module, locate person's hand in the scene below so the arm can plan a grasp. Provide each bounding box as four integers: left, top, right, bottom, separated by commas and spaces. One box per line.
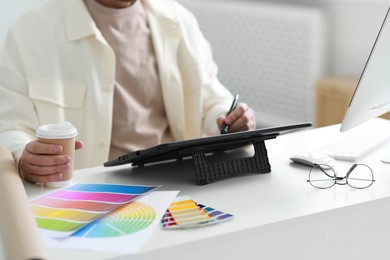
217, 102, 256, 133
19, 140, 83, 184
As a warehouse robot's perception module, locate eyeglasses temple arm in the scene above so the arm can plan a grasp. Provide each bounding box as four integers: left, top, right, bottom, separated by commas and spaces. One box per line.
346, 164, 358, 177
315, 164, 336, 178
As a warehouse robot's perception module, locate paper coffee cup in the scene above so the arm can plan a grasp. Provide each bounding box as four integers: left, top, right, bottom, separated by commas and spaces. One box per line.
36, 122, 78, 188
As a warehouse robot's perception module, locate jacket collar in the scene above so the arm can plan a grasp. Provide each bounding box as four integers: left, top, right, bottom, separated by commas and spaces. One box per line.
143, 0, 178, 25
64, 0, 97, 41
64, 0, 178, 42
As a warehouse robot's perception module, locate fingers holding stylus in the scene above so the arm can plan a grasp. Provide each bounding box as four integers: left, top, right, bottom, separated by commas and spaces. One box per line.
218, 103, 256, 133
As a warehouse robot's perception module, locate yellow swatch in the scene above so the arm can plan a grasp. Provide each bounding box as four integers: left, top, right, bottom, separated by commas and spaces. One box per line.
32, 206, 102, 222
168, 199, 210, 224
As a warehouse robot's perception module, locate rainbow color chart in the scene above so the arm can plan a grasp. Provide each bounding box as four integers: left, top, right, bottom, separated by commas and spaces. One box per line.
31, 183, 158, 237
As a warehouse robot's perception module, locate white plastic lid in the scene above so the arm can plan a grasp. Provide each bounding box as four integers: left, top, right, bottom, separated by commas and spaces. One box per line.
45, 179, 73, 188
36, 122, 78, 139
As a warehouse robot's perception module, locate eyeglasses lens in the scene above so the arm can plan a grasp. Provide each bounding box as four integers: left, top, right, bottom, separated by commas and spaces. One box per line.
347, 164, 374, 189
309, 164, 336, 189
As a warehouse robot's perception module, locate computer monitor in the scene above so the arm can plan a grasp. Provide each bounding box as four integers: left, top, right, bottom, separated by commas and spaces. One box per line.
340, 7, 390, 132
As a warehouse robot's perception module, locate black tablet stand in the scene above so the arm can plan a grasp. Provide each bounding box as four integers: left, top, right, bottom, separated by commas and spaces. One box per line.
128, 134, 278, 186
192, 139, 272, 185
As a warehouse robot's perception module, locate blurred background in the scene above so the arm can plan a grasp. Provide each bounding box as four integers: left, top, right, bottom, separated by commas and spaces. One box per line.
1, 0, 389, 127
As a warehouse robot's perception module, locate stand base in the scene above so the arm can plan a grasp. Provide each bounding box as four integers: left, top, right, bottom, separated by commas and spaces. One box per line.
381, 156, 390, 163
379, 143, 390, 163
381, 155, 390, 164
192, 140, 271, 185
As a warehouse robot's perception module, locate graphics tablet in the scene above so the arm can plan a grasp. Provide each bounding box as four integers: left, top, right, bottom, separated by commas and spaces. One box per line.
104, 122, 312, 168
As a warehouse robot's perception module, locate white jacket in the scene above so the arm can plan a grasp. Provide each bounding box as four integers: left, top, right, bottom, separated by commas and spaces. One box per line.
0, 0, 233, 169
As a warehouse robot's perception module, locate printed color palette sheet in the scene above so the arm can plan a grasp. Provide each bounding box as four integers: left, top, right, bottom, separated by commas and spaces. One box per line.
73, 201, 156, 238
30, 183, 158, 237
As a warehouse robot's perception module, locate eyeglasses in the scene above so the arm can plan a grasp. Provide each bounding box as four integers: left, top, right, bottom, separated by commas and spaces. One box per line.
307, 163, 375, 189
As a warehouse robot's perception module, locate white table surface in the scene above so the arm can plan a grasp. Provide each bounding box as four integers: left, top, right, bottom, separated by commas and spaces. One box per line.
6, 119, 390, 260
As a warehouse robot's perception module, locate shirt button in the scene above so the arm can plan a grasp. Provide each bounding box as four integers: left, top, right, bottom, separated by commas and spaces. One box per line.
99, 140, 108, 148
104, 84, 113, 92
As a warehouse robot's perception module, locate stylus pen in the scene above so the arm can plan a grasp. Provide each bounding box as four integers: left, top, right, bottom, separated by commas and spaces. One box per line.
220, 94, 239, 134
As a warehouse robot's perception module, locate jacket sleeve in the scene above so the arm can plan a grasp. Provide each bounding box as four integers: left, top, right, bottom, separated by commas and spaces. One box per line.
0, 30, 39, 167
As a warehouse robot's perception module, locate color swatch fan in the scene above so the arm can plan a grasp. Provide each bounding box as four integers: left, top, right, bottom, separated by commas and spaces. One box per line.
161, 196, 234, 229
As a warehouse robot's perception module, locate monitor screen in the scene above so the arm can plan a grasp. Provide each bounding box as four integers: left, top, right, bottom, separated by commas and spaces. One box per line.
340, 7, 390, 132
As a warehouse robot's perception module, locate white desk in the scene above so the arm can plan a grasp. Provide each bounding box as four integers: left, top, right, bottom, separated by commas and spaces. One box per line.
12, 119, 390, 259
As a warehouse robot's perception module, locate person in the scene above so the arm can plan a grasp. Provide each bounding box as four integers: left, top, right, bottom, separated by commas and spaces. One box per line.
0, 0, 256, 184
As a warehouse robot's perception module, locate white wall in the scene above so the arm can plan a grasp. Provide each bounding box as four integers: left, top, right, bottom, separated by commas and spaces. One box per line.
0, 0, 46, 56
326, 2, 388, 76
209, 0, 389, 76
